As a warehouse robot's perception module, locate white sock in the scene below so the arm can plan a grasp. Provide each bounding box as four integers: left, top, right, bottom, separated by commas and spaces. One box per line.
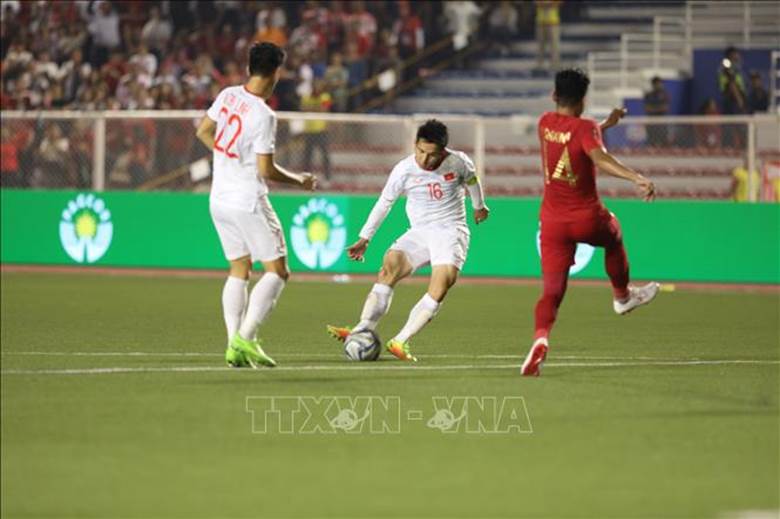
355, 283, 393, 331
222, 276, 248, 341
238, 272, 286, 341
394, 293, 440, 343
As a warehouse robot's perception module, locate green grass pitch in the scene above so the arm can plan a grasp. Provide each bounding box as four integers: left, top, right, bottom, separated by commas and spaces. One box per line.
1, 272, 778, 518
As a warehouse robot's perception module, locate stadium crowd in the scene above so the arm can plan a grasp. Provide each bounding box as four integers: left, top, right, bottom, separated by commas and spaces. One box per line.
0, 0, 470, 112
2, 0, 530, 189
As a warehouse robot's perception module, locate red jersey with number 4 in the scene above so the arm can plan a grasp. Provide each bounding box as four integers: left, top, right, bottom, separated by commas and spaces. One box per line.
206, 85, 277, 211
538, 112, 605, 222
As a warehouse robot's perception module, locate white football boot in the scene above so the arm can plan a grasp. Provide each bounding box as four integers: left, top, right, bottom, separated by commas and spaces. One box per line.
613, 282, 660, 315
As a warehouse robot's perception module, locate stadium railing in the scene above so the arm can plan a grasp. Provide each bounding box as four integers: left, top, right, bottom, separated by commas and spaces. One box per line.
1, 111, 778, 202
354, 39, 490, 113
345, 35, 457, 111
587, 1, 780, 95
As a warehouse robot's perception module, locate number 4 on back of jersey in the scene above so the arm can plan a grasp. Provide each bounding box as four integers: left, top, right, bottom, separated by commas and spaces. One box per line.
547, 147, 577, 187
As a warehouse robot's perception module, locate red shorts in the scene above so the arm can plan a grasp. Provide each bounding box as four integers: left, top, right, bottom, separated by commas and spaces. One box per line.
540, 208, 623, 273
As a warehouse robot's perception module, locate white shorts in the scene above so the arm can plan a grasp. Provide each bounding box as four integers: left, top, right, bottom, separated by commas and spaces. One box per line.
389, 226, 470, 271
210, 196, 287, 262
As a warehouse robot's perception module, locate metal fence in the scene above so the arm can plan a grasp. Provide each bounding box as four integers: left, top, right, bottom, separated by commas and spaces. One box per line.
1, 111, 778, 201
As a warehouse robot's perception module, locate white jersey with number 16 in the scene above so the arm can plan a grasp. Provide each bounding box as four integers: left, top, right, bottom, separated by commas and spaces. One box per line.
359, 149, 478, 240
206, 85, 276, 211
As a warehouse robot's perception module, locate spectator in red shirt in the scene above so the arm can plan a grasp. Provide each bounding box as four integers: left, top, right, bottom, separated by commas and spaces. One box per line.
1, 0, 446, 114
101, 52, 126, 94
1, 123, 31, 187
348, 1, 377, 53
290, 10, 326, 58
345, 22, 371, 59
394, 1, 424, 60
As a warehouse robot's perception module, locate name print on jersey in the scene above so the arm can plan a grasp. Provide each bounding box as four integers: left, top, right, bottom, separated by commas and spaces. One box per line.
214, 93, 251, 159
543, 128, 571, 144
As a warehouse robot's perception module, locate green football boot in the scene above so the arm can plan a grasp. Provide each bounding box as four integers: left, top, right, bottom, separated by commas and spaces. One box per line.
229, 334, 277, 368
225, 344, 247, 368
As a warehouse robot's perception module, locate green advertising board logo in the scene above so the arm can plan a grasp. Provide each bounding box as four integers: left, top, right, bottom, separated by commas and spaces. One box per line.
290, 198, 346, 269
535, 230, 595, 275
59, 193, 113, 263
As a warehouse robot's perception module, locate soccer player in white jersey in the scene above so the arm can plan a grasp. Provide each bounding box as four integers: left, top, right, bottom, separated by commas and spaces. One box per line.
327, 120, 489, 361
195, 42, 316, 368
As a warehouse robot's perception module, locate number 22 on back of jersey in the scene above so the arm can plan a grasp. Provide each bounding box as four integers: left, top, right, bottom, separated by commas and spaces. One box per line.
215, 107, 242, 159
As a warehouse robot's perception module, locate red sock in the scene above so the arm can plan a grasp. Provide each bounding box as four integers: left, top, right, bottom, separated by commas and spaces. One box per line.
605, 242, 630, 300
534, 271, 569, 340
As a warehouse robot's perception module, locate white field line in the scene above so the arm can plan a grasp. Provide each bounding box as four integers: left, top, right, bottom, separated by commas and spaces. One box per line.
1, 359, 778, 376
0, 351, 745, 361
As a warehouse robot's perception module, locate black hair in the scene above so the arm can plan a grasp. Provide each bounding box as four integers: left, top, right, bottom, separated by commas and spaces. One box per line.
248, 42, 285, 77
416, 119, 448, 148
724, 46, 738, 57
554, 68, 590, 106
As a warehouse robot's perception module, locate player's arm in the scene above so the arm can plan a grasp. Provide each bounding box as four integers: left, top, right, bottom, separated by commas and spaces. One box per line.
460, 153, 489, 224
257, 154, 317, 190
588, 147, 655, 201
346, 198, 393, 262
466, 176, 489, 224
347, 168, 403, 261
195, 116, 216, 151
599, 108, 627, 132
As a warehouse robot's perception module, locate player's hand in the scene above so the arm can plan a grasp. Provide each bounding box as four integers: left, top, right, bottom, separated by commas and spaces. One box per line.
300, 173, 317, 191
473, 207, 490, 225
636, 175, 655, 201
346, 238, 369, 262
602, 108, 627, 130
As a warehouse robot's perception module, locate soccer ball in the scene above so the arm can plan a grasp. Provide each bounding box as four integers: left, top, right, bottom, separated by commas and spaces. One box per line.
344, 329, 381, 361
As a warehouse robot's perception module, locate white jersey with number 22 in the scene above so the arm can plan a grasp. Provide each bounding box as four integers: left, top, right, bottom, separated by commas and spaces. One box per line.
206, 85, 276, 211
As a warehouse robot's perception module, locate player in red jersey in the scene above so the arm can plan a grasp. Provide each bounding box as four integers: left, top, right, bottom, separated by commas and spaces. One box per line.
521, 68, 660, 377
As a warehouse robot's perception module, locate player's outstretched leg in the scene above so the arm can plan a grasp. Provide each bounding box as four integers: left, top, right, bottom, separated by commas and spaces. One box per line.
521, 270, 568, 376
326, 283, 393, 343
387, 265, 457, 362
599, 215, 660, 315
327, 250, 411, 344
601, 217, 631, 304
